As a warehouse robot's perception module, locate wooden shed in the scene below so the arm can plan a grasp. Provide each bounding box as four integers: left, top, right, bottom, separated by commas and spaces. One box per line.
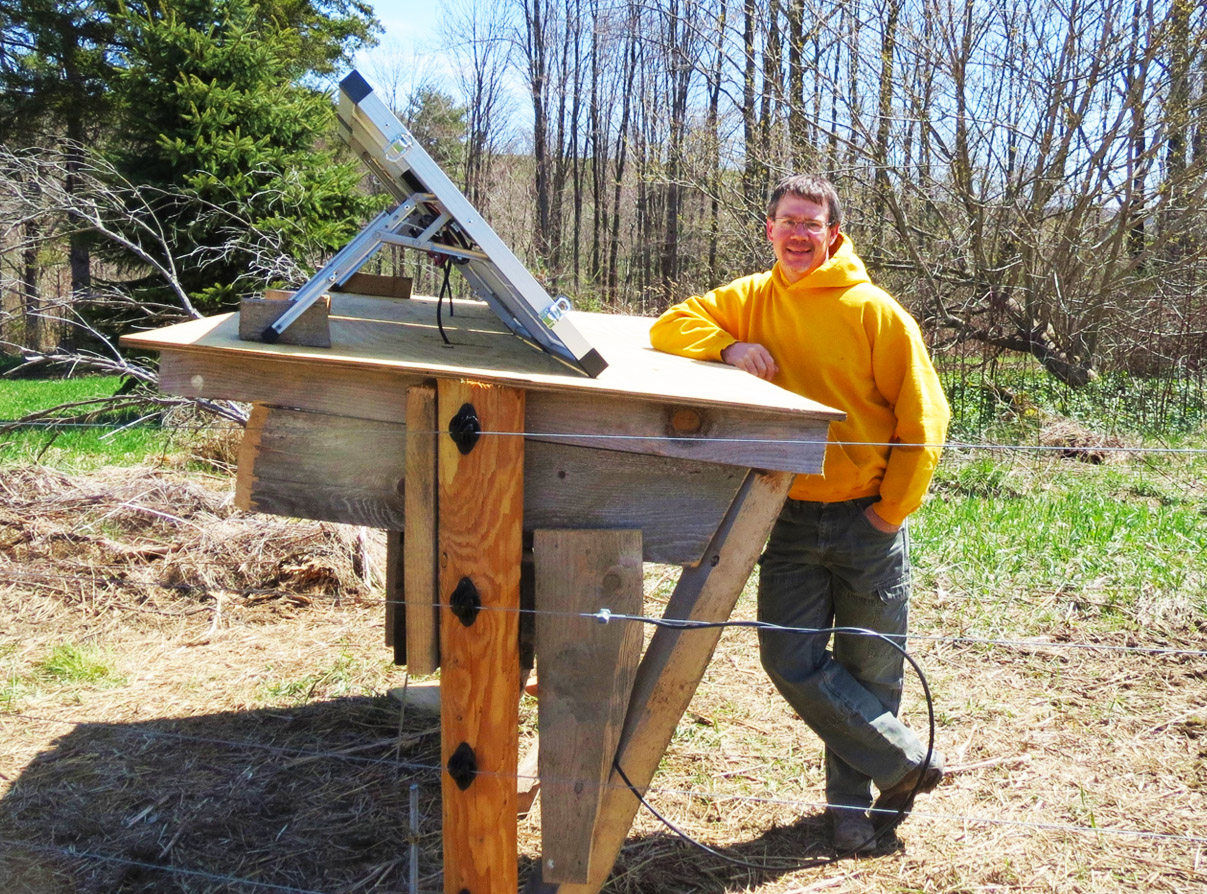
122, 284, 843, 893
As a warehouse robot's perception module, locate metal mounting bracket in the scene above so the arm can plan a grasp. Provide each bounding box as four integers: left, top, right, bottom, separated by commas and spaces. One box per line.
260, 70, 608, 378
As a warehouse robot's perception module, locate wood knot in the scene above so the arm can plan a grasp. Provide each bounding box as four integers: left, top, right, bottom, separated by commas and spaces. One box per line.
668, 407, 705, 436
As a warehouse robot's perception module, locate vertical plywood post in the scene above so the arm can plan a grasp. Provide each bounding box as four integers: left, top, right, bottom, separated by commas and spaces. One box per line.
534, 530, 644, 884
438, 380, 525, 894
405, 384, 440, 673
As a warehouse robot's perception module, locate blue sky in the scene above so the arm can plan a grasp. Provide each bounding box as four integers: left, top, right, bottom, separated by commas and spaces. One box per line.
355, 1, 441, 69
346, 0, 461, 103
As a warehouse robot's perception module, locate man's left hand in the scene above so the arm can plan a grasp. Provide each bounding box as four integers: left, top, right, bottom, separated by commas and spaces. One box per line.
864, 504, 901, 534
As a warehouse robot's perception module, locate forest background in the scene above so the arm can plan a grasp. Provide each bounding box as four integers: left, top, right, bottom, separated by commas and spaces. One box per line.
1, 0, 1206, 427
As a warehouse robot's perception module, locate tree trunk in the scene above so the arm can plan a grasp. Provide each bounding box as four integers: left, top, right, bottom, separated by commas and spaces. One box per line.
873, 0, 901, 235
706, 0, 727, 283
741, 0, 761, 211
606, 14, 637, 299
524, 0, 553, 264
22, 216, 42, 350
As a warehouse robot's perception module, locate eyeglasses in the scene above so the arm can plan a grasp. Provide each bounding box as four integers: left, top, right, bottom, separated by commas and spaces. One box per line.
772, 217, 830, 235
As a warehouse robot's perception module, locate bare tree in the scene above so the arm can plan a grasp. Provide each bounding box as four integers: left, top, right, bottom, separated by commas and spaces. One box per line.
0, 143, 319, 424
414, 0, 1207, 383
440, 0, 514, 213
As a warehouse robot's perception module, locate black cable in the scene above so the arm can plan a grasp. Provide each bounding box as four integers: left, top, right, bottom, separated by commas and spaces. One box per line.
435, 261, 453, 345
610, 619, 937, 868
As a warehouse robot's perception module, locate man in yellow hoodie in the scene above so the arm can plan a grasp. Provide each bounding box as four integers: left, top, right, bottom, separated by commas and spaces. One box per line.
650, 174, 950, 853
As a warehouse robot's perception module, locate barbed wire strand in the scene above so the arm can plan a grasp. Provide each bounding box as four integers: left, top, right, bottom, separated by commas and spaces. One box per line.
3, 708, 1205, 849
1, 568, 1205, 658
6, 417, 1207, 457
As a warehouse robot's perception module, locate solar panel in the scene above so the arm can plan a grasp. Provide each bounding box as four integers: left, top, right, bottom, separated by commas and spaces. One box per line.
257, 71, 607, 377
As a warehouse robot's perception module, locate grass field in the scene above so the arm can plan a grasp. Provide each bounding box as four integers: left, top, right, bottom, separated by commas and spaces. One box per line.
0, 375, 239, 472
0, 371, 1204, 892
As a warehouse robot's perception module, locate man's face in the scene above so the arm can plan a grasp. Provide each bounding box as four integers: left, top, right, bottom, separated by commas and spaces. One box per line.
765, 194, 842, 284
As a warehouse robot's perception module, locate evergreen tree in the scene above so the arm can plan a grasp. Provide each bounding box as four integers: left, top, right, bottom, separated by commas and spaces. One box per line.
105, 0, 382, 312
403, 87, 468, 178
0, 0, 116, 143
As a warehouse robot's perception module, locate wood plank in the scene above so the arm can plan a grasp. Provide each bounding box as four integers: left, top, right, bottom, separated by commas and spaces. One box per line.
534, 530, 643, 885
525, 389, 829, 476
384, 529, 405, 664
234, 405, 407, 529
234, 403, 269, 510
438, 379, 525, 894
235, 406, 746, 566
404, 384, 440, 674
158, 349, 418, 423
525, 469, 793, 894
524, 442, 744, 566
123, 299, 844, 422
162, 347, 827, 477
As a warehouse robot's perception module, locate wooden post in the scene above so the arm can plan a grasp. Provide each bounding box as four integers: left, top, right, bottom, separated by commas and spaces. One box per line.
405, 383, 440, 673
534, 529, 644, 884
524, 469, 793, 894
384, 529, 406, 664
438, 380, 525, 894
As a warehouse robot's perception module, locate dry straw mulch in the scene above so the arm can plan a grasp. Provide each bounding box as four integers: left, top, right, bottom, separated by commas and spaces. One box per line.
1, 466, 1204, 893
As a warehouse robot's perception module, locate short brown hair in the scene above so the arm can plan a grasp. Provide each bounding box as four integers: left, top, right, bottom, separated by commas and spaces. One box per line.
766, 174, 843, 226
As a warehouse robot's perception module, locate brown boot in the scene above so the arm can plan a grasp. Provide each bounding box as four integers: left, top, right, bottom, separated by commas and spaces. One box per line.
829, 807, 878, 855
871, 751, 945, 832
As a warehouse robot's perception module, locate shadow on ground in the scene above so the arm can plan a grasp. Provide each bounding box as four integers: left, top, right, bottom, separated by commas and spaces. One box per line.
0, 699, 879, 894
0, 698, 441, 894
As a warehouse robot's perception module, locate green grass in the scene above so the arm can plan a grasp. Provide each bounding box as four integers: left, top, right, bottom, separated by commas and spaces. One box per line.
258, 652, 388, 706
0, 374, 184, 470
1, 643, 127, 709
0, 374, 150, 418
913, 450, 1207, 638
33, 643, 124, 686
0, 642, 22, 711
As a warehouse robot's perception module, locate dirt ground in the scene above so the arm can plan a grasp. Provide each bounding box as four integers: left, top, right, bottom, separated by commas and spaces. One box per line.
1, 465, 1204, 893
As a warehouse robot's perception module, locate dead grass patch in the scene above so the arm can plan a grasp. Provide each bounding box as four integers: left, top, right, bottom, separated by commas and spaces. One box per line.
1, 466, 1204, 893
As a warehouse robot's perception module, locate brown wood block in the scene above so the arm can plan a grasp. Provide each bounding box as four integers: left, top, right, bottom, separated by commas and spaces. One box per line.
233, 406, 745, 567
526, 389, 829, 476
238, 294, 331, 347
404, 384, 440, 674
332, 272, 413, 299
523, 441, 745, 566
158, 350, 418, 424
438, 380, 525, 894
534, 529, 643, 884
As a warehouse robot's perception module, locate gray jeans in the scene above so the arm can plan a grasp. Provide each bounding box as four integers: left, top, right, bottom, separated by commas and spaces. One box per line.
757, 496, 928, 811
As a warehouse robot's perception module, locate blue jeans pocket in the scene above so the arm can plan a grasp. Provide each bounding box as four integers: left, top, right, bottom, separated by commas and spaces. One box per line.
875, 578, 910, 606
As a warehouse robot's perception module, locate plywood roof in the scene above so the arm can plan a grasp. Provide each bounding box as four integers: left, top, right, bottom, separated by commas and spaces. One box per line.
122, 293, 843, 421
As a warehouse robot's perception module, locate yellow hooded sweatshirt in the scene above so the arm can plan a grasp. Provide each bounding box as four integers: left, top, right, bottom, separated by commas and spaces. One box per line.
649, 235, 949, 526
